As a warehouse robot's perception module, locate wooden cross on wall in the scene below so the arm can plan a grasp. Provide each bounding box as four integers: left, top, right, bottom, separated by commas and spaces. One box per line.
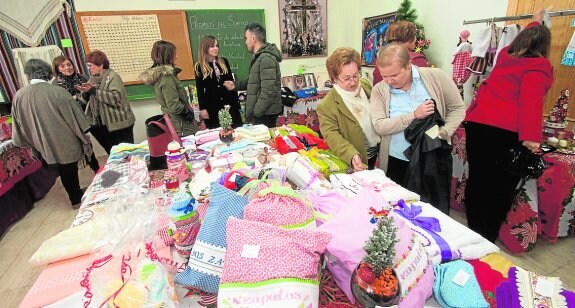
288, 0, 318, 34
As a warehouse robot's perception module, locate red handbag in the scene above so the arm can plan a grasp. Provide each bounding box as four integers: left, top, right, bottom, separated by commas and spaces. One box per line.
146, 114, 182, 170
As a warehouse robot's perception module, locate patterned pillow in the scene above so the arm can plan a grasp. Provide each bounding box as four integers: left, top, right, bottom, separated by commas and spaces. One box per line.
218, 217, 331, 307
243, 185, 315, 229
174, 182, 249, 293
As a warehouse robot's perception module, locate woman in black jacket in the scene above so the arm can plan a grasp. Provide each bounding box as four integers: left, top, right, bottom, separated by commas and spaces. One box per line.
195, 35, 243, 128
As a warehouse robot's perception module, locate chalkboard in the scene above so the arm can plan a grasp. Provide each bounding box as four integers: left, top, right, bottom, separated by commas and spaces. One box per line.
185, 10, 265, 82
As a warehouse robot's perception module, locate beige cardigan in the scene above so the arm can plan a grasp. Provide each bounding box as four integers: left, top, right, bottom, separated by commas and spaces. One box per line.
370, 67, 466, 171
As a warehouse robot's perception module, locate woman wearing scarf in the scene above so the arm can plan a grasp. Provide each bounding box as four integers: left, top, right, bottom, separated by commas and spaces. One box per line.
317, 47, 382, 171
52, 55, 100, 172
194, 35, 243, 129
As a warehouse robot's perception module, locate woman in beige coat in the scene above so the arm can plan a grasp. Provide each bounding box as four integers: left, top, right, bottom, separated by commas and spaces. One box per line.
370, 43, 465, 183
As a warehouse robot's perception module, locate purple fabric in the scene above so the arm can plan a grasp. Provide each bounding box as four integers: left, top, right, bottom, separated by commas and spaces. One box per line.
560, 289, 575, 307
496, 282, 512, 307
307, 190, 348, 226
394, 200, 453, 262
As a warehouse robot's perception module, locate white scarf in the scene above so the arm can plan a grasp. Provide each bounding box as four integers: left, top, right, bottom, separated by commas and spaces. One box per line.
334, 84, 380, 147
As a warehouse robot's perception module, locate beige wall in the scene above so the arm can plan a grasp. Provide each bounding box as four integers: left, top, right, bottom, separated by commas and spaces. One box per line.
73, 0, 509, 155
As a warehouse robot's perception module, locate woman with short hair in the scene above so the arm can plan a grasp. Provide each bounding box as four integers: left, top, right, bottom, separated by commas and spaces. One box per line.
317, 47, 382, 171
77, 50, 136, 154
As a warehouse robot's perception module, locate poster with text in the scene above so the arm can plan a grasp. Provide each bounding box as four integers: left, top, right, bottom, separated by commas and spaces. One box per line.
361, 12, 396, 67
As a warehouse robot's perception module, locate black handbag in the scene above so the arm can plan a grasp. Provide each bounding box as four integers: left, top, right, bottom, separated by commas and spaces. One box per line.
280, 86, 297, 107
506, 145, 547, 180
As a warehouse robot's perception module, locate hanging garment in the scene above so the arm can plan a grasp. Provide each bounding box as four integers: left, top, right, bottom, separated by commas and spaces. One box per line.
12, 45, 63, 87
452, 42, 473, 98
561, 30, 575, 66
494, 24, 522, 66
467, 23, 499, 76
0, 0, 69, 47
403, 103, 452, 214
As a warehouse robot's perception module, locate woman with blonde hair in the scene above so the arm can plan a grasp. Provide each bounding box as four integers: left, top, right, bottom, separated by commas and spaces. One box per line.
139, 40, 198, 136
317, 47, 382, 171
195, 35, 242, 128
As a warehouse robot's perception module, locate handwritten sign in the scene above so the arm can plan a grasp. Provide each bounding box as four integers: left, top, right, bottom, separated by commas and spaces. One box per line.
80, 14, 162, 82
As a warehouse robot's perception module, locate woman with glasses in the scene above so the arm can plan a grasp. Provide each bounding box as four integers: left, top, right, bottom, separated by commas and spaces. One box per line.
370, 43, 465, 186
317, 47, 382, 171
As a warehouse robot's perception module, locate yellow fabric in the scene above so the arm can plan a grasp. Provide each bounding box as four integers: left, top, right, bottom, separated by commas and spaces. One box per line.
480, 253, 515, 278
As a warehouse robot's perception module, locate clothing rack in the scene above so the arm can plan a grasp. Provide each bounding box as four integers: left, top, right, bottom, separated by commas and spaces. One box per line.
463, 9, 575, 25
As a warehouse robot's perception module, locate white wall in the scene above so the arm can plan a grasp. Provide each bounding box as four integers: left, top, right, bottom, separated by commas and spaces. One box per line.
74, 0, 509, 154
357, 0, 508, 103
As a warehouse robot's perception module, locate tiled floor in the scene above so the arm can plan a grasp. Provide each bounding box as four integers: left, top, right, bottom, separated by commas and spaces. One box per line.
0, 161, 574, 307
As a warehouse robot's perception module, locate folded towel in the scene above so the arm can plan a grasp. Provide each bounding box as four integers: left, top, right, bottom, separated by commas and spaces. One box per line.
235, 124, 271, 141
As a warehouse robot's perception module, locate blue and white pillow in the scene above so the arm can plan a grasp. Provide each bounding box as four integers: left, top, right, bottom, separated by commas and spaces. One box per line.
175, 182, 249, 293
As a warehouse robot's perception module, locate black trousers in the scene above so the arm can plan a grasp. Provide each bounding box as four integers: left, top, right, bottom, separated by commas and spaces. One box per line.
386, 156, 409, 185
90, 125, 134, 154
464, 122, 522, 242
253, 113, 281, 128
55, 162, 82, 205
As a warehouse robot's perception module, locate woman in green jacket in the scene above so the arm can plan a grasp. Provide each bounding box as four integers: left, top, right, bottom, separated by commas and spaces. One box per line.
140, 40, 198, 137
317, 47, 382, 171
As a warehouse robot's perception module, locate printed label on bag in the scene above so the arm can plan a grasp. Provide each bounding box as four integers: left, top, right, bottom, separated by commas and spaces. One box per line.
535, 278, 554, 297
241, 244, 260, 258
452, 269, 471, 287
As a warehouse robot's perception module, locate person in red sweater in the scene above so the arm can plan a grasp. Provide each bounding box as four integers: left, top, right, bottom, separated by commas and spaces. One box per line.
464, 10, 553, 242
373, 20, 429, 85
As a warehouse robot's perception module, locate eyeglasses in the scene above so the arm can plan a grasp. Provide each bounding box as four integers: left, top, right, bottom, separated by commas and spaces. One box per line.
337, 72, 361, 83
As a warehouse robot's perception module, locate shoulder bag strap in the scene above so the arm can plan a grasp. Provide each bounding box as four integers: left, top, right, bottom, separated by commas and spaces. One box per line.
163, 114, 182, 144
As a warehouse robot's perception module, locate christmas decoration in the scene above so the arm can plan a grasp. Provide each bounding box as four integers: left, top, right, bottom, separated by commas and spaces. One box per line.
218, 105, 234, 146
396, 0, 431, 53
547, 89, 569, 124
351, 215, 400, 307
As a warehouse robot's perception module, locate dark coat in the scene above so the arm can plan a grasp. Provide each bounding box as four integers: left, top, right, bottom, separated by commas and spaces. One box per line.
235, 43, 283, 118
403, 105, 452, 214
194, 57, 243, 129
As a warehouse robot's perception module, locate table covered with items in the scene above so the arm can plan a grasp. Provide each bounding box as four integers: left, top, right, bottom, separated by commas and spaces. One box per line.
20, 124, 575, 308
0, 135, 58, 236
451, 125, 575, 254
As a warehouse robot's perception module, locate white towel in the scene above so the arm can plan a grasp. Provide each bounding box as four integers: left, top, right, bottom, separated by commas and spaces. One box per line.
0, 0, 69, 46
471, 25, 494, 58
12, 45, 63, 87
494, 24, 522, 66
329, 169, 420, 204
395, 201, 499, 265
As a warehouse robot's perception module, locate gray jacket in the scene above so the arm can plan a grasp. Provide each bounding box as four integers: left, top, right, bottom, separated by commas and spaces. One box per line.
235, 43, 283, 118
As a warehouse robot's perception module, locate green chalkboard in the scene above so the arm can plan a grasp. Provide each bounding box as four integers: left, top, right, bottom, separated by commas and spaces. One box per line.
127, 80, 195, 101
185, 10, 265, 82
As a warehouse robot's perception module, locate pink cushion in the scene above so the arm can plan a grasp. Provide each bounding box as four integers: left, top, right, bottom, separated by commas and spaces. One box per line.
244, 187, 315, 229
221, 217, 330, 283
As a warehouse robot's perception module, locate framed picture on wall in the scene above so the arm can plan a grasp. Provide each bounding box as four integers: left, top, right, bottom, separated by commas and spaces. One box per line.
361, 12, 397, 67
293, 74, 308, 90
278, 0, 328, 58
304, 73, 317, 88
281, 76, 296, 91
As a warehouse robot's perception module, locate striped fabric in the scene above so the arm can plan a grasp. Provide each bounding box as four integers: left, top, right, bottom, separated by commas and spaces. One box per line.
0, 0, 86, 102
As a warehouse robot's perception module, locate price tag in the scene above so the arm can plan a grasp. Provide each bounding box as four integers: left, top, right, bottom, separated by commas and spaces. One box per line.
229, 172, 238, 182
535, 278, 555, 297
241, 244, 260, 259
452, 269, 471, 287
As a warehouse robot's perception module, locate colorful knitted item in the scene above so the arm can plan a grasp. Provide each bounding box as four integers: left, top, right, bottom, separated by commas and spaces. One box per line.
218, 217, 330, 307
433, 260, 489, 308
511, 266, 568, 308
166, 192, 199, 258
288, 124, 319, 137
467, 259, 506, 307
243, 185, 315, 229
175, 182, 249, 294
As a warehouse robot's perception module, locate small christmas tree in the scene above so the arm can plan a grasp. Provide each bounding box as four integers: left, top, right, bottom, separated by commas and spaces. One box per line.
362, 215, 399, 275
396, 0, 431, 53
218, 105, 233, 129
548, 89, 569, 124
